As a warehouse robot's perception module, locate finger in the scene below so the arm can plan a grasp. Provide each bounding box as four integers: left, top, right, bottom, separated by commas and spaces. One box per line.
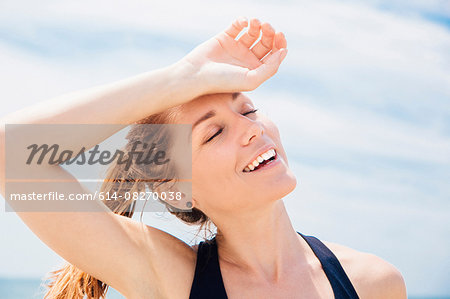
273, 31, 287, 51
225, 17, 248, 39
246, 48, 288, 90
251, 22, 275, 60
237, 18, 261, 48
260, 32, 287, 64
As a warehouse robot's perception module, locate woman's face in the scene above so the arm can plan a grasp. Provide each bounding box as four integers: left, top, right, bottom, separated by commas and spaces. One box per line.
174, 92, 297, 218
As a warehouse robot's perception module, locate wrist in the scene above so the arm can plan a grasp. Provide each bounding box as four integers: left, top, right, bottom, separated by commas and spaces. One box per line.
168, 59, 207, 102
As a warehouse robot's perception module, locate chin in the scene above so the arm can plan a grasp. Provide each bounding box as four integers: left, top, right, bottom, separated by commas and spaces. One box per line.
267, 170, 297, 202
282, 172, 298, 197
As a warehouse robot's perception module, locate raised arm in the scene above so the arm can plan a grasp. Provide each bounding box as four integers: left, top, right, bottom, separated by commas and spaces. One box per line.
0, 18, 287, 298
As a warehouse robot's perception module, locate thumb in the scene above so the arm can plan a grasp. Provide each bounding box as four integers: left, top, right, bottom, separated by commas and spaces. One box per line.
245, 48, 288, 89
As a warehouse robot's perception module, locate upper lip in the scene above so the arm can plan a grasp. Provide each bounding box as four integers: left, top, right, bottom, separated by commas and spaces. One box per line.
242, 144, 276, 172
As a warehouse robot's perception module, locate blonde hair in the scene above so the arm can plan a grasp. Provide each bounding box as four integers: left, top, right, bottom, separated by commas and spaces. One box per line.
43, 108, 213, 298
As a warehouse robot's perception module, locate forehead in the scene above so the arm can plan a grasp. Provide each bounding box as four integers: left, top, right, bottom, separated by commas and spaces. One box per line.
175, 92, 251, 123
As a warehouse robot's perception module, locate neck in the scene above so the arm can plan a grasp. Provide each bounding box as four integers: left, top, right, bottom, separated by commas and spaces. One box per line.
213, 200, 312, 283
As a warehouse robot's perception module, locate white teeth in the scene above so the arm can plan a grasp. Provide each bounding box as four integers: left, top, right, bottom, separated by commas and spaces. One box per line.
243, 148, 277, 172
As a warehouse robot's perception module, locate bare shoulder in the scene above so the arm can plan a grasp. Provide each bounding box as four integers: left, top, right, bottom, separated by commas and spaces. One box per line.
116, 216, 197, 298
322, 240, 407, 299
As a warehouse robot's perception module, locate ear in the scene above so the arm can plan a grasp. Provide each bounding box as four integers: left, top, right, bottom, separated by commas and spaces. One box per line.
153, 181, 193, 212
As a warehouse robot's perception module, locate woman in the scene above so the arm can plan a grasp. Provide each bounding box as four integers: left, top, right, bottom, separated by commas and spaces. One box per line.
0, 18, 407, 298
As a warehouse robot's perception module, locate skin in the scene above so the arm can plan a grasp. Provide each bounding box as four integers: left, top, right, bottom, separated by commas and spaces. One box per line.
0, 17, 407, 299
179, 92, 297, 215
165, 92, 407, 299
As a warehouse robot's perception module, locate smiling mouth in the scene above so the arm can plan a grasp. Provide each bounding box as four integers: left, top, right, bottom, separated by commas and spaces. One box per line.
242, 149, 277, 173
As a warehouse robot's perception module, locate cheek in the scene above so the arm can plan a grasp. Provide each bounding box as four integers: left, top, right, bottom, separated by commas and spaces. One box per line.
191, 150, 235, 198
264, 119, 290, 165
262, 116, 281, 145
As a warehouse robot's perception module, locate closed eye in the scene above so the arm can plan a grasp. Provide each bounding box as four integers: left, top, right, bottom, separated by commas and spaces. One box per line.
243, 109, 258, 116
204, 109, 259, 143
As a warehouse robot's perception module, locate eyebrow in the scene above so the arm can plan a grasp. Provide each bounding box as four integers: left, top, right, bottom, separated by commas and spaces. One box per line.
192, 92, 241, 131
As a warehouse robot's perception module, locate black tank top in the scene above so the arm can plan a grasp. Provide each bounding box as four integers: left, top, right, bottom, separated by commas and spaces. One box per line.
189, 231, 360, 299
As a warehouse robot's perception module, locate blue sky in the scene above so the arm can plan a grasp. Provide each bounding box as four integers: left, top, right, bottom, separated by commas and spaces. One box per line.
0, 0, 449, 297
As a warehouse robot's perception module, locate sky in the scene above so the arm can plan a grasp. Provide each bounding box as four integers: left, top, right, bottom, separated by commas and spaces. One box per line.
0, 0, 449, 297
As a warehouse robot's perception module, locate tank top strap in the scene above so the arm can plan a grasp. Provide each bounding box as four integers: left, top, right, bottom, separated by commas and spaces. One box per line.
190, 232, 360, 299
189, 237, 228, 299
297, 232, 360, 299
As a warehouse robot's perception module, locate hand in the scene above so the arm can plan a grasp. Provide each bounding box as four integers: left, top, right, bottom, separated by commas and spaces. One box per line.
181, 17, 288, 94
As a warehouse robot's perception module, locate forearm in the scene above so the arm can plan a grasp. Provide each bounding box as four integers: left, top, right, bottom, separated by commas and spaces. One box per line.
3, 60, 199, 124
0, 60, 199, 152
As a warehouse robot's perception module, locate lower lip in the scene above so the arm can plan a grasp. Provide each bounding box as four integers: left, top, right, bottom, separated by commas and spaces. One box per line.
244, 153, 281, 173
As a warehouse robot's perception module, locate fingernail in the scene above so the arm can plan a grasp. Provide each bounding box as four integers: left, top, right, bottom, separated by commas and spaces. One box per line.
279, 48, 288, 61
238, 16, 248, 27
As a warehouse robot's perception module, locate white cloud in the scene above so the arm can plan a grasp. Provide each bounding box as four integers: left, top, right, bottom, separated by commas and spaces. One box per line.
255, 92, 450, 164
0, 0, 449, 296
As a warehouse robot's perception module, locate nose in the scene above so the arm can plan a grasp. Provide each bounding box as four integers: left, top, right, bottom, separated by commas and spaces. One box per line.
240, 118, 264, 145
